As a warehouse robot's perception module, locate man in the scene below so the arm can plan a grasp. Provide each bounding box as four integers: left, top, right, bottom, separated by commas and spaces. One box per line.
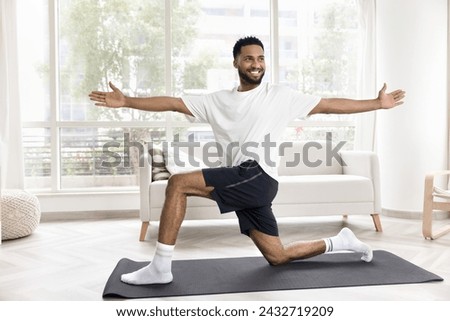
89, 36, 405, 285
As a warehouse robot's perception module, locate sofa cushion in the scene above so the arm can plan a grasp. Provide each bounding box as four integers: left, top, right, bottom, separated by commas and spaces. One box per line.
149, 175, 373, 209
275, 175, 374, 204
278, 141, 343, 176
164, 148, 207, 175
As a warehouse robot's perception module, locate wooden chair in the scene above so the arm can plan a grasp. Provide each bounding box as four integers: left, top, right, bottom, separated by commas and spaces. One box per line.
423, 171, 450, 239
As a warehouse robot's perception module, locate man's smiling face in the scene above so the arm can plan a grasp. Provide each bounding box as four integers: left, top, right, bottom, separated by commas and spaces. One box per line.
234, 44, 266, 90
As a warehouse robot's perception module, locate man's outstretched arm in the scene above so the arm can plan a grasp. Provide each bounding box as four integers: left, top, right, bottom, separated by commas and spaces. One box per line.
88, 81, 193, 116
309, 83, 406, 115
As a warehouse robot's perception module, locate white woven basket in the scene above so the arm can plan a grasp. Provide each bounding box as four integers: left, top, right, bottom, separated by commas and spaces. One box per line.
1, 190, 41, 241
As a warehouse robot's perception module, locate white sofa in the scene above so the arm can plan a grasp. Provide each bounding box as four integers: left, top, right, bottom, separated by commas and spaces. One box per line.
138, 141, 382, 241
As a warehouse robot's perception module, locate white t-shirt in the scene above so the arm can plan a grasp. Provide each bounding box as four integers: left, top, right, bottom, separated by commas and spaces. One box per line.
182, 83, 321, 180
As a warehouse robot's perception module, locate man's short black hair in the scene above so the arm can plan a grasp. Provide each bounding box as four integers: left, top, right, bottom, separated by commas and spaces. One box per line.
233, 36, 264, 59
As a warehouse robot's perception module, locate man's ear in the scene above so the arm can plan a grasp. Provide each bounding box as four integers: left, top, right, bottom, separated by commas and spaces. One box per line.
233, 60, 238, 68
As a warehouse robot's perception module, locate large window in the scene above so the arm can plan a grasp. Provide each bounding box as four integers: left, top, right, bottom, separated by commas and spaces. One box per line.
18, 0, 365, 192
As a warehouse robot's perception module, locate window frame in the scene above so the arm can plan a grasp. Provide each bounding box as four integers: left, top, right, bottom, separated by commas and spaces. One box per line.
22, 0, 363, 194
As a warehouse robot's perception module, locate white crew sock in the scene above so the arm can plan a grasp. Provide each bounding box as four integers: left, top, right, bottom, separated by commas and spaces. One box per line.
324, 227, 373, 262
121, 242, 174, 285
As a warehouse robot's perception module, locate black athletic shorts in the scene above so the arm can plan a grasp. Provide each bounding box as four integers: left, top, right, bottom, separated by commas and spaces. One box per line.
202, 160, 279, 237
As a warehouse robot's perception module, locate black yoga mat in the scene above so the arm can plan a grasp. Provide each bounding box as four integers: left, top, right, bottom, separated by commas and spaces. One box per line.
103, 250, 443, 299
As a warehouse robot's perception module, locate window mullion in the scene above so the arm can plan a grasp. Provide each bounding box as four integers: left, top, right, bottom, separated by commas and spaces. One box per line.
165, 0, 173, 141
49, 0, 61, 192
270, 0, 279, 85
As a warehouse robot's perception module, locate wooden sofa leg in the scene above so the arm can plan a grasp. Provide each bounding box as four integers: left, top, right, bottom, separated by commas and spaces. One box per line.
371, 214, 382, 232
139, 221, 150, 241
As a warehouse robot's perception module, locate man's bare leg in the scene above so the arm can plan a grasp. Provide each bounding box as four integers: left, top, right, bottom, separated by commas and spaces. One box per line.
249, 229, 325, 265
249, 227, 373, 266
121, 171, 213, 285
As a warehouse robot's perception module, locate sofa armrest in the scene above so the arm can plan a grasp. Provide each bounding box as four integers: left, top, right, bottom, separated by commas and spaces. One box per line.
340, 151, 381, 213
139, 149, 152, 222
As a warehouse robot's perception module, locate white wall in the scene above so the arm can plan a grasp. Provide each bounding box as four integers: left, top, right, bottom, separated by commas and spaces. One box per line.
375, 0, 448, 215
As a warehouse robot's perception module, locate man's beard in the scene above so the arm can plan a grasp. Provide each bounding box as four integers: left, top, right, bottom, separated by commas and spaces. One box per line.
238, 68, 265, 85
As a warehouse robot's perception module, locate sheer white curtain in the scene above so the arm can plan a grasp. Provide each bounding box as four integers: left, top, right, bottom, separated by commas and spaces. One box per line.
0, 0, 24, 189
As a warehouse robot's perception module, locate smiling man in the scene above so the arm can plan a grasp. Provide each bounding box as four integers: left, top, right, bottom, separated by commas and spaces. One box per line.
234, 38, 266, 90
89, 36, 405, 286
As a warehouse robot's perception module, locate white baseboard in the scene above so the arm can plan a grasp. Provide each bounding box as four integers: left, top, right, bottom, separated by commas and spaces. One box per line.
40, 209, 139, 222
382, 208, 450, 220
36, 191, 140, 214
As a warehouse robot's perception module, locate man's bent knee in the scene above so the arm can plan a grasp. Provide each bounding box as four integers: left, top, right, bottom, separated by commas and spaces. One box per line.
167, 173, 183, 187
264, 252, 289, 266
166, 171, 213, 198
166, 174, 184, 194
250, 229, 290, 266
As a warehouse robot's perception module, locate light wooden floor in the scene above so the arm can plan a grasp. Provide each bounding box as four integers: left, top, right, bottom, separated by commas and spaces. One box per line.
1, 214, 449, 301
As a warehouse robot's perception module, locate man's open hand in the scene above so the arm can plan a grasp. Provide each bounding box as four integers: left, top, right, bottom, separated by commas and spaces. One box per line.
378, 83, 406, 109
89, 82, 126, 108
